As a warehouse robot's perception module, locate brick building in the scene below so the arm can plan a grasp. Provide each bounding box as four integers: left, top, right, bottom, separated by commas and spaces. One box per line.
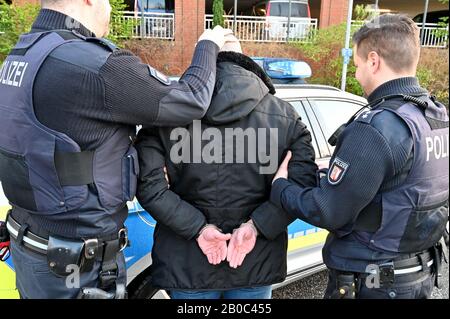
9, 0, 448, 73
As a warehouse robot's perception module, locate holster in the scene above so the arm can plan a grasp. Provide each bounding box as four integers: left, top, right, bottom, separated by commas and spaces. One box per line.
47, 235, 85, 276
432, 239, 447, 289
331, 273, 357, 299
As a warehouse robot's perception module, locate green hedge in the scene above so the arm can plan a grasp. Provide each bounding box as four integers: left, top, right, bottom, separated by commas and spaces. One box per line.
0, 0, 132, 63
292, 23, 449, 107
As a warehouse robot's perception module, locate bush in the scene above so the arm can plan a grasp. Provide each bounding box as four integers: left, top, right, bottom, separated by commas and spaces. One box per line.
212, 0, 225, 28
0, 0, 132, 63
292, 23, 364, 96
291, 23, 449, 107
418, 48, 449, 108
0, 0, 39, 62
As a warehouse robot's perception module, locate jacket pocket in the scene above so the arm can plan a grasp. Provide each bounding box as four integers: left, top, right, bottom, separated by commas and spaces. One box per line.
0, 147, 37, 211
399, 201, 448, 253
122, 147, 140, 202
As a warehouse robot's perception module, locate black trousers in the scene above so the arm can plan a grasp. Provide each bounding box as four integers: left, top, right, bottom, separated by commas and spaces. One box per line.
324, 268, 435, 299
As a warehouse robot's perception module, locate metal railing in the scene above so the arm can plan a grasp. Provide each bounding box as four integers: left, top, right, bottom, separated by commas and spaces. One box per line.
205, 14, 318, 43
417, 23, 449, 48
351, 20, 448, 48
116, 11, 175, 40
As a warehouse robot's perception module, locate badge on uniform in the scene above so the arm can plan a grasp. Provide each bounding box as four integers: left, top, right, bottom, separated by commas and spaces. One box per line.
148, 66, 171, 86
328, 157, 349, 185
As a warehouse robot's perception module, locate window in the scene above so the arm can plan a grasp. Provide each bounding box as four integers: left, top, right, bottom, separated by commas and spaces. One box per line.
288, 101, 320, 159
309, 99, 365, 142
269, 3, 308, 18
138, 0, 173, 12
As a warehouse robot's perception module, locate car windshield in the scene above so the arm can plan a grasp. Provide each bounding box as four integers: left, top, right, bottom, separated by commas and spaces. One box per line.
269, 2, 308, 17
138, 0, 166, 11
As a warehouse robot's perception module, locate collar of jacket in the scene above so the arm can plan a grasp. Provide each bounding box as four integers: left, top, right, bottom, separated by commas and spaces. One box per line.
31, 8, 96, 38
217, 51, 276, 95
367, 77, 428, 105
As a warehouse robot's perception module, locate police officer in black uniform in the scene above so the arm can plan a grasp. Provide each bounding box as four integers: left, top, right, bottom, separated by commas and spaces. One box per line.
270, 14, 449, 299
0, 0, 232, 299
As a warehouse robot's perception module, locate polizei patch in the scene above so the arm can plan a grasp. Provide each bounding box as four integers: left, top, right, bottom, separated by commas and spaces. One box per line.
328, 157, 349, 185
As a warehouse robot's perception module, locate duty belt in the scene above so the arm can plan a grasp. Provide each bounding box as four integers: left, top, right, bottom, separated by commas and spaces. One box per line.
358, 250, 436, 289
6, 215, 128, 257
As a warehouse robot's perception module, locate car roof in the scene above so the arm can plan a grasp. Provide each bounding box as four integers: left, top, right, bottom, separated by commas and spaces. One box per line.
274, 84, 367, 104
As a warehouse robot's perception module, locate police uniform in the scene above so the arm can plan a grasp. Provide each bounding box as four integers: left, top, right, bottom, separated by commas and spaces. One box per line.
0, 9, 219, 298
270, 77, 449, 299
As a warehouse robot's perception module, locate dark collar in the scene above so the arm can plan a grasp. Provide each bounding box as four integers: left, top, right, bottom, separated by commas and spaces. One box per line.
31, 8, 95, 37
217, 51, 276, 95
368, 77, 428, 104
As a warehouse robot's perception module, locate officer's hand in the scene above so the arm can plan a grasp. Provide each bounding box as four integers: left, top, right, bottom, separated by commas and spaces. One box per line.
198, 26, 234, 50
197, 225, 232, 265
272, 151, 292, 184
163, 166, 170, 188
226, 220, 258, 269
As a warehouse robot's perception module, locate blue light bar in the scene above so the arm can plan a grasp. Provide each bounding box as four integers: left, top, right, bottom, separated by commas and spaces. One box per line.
252, 57, 312, 79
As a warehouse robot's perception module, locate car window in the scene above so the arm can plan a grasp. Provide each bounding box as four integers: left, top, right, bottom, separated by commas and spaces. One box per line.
288, 100, 321, 159
139, 0, 166, 11
308, 99, 364, 142
269, 2, 309, 17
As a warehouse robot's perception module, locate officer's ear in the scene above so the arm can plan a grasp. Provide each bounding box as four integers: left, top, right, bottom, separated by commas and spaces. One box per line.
367, 51, 381, 74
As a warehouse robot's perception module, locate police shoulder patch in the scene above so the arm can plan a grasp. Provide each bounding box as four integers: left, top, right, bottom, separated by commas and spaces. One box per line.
148, 66, 171, 86
328, 157, 350, 185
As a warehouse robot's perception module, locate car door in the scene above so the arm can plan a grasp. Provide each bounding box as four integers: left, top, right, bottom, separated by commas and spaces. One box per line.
273, 99, 329, 286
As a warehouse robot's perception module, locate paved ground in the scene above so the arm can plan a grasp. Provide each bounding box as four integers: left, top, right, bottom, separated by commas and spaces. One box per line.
273, 256, 449, 299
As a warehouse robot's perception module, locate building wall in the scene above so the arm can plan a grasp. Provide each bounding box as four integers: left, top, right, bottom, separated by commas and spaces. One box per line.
319, 0, 350, 28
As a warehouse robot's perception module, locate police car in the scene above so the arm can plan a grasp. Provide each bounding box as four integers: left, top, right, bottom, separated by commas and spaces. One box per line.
0, 59, 367, 299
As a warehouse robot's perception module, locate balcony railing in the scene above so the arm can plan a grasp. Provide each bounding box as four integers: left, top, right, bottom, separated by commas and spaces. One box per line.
205, 14, 318, 43
115, 11, 175, 40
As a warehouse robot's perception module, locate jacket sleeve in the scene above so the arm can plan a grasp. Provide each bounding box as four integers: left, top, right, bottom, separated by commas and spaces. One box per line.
100, 40, 219, 127
251, 118, 318, 240
270, 121, 398, 231
135, 128, 207, 240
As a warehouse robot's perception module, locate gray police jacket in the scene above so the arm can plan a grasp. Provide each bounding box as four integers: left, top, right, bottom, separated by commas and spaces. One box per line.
0, 32, 137, 231
350, 98, 449, 253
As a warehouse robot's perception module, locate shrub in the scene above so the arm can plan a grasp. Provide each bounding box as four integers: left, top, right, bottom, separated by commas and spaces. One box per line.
212, 0, 225, 28
291, 22, 449, 107
0, 0, 39, 62
292, 23, 364, 96
0, 0, 132, 63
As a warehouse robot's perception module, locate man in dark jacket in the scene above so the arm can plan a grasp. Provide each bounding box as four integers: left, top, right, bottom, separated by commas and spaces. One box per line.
135, 40, 318, 299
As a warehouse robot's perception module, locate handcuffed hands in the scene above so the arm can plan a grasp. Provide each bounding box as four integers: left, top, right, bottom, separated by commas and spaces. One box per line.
197, 221, 258, 268
227, 220, 258, 268
197, 224, 232, 265
198, 25, 234, 50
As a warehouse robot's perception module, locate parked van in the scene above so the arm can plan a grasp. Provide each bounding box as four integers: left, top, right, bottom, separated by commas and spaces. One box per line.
252, 0, 313, 40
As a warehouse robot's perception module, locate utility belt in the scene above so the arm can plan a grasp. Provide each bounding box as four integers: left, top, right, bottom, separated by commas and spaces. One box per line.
4, 212, 129, 299
331, 241, 448, 299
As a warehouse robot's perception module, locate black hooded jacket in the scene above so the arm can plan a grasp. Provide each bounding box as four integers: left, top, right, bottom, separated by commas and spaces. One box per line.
135, 52, 318, 290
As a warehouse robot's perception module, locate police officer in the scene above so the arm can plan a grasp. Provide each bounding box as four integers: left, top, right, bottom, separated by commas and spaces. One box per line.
0, 0, 232, 299
270, 14, 449, 299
